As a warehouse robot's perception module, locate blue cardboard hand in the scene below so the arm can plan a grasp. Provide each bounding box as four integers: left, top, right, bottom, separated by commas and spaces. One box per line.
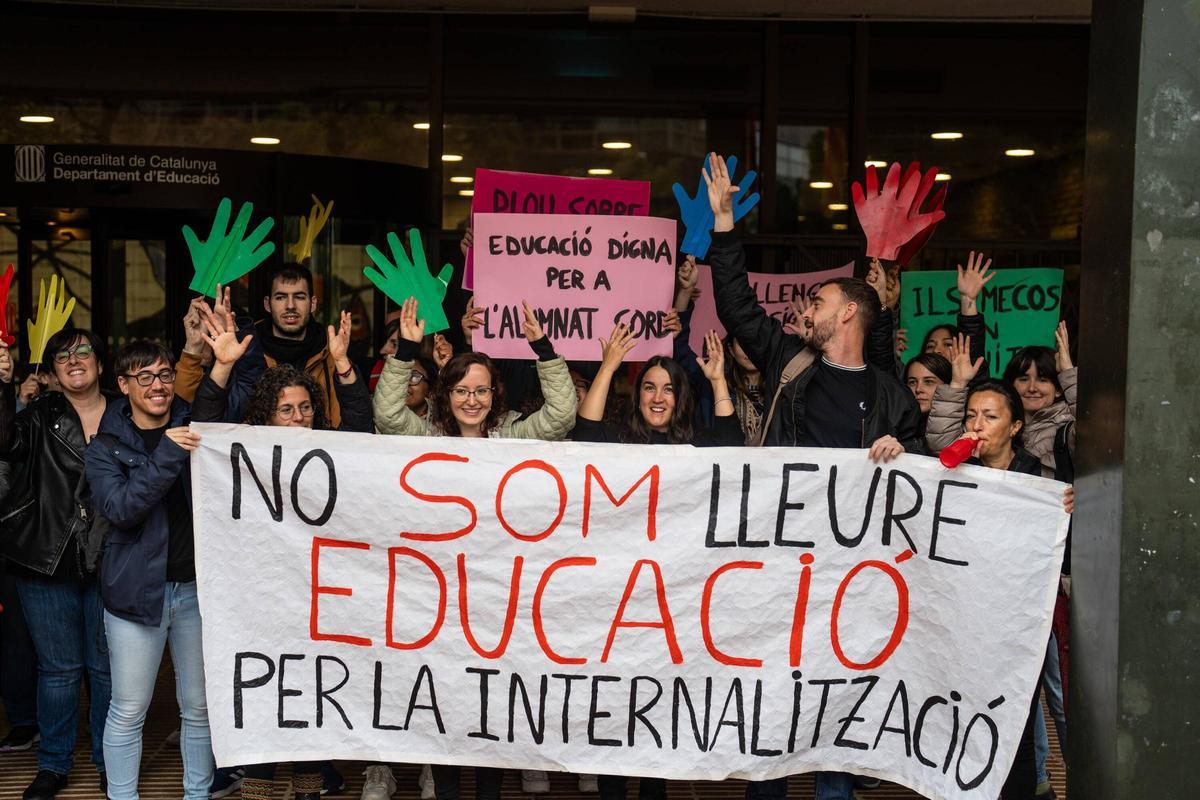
672, 155, 761, 259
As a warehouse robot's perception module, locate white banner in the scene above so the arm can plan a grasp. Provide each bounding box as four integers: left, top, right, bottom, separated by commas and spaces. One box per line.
190, 424, 1068, 800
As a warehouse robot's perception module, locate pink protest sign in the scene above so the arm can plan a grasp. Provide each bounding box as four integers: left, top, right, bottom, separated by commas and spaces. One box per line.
464, 169, 652, 289
472, 212, 676, 361
687, 262, 856, 356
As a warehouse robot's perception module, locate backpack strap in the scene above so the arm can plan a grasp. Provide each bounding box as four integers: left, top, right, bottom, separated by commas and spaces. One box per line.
755, 348, 817, 447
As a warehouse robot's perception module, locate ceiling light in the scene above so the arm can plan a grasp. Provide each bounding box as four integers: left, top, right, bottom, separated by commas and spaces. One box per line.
832, 223, 849, 231
449, 176, 474, 184
588, 168, 614, 176
931, 132, 963, 140
0, 212, 7, 218
250, 136, 280, 145
46, 221, 56, 226
602, 141, 632, 150
19, 115, 54, 124
1005, 148, 1036, 157
935, 173, 952, 181
458, 189, 475, 197
442, 154, 464, 162
828, 203, 848, 211
809, 181, 834, 189
413, 122, 431, 130
864, 160, 888, 168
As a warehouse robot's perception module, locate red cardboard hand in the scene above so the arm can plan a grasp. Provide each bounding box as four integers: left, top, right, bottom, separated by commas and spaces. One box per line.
852, 162, 947, 261
0, 264, 14, 346
896, 168, 948, 268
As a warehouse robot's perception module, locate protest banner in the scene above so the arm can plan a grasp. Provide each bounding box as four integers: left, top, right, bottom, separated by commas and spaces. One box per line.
193, 423, 1068, 800
471, 212, 676, 361
686, 263, 855, 356
898, 269, 1064, 373
465, 169, 652, 289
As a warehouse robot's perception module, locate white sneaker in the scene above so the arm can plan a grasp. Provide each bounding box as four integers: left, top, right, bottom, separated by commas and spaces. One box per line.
360, 765, 397, 800
521, 770, 550, 793
419, 764, 435, 800
578, 774, 599, 793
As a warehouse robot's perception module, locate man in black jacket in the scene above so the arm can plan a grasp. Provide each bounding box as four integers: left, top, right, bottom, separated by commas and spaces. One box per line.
703, 153, 923, 800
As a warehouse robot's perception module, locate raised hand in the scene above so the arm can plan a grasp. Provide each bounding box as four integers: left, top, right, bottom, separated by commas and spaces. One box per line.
327, 310, 352, 367
363, 228, 454, 333
0, 344, 12, 384
673, 153, 760, 258
662, 309, 682, 339
433, 333, 454, 370
199, 302, 252, 366
895, 327, 909, 359
18, 374, 40, 406
461, 294, 483, 349
399, 297, 425, 343
182, 297, 209, 356
852, 162, 946, 261
521, 301, 544, 343
866, 258, 888, 305
885, 263, 902, 310
184, 197, 276, 298
784, 294, 813, 339
956, 251, 994, 315
948, 332, 984, 388
1055, 321, 1073, 372
674, 255, 699, 311
460, 227, 473, 260
598, 323, 637, 373
698, 330, 727, 383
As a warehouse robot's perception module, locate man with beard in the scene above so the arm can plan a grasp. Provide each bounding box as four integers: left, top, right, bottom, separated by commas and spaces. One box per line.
255, 262, 349, 428
703, 150, 922, 800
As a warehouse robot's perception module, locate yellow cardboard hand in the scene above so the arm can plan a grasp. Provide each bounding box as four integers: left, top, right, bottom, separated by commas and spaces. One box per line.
288, 194, 334, 263
26, 275, 77, 365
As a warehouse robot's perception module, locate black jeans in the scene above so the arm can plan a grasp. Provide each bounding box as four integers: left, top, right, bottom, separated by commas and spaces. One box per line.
1001, 687, 1041, 800
598, 775, 667, 800
432, 765, 505, 800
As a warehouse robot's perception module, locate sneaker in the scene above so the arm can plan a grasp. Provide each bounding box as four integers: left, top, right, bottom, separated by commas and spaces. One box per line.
210, 766, 245, 799
1035, 782, 1056, 799
322, 763, 346, 796
361, 765, 397, 800
0, 725, 40, 753
578, 774, 599, 793
854, 775, 881, 790
521, 770, 550, 794
419, 764, 435, 800
22, 770, 68, 800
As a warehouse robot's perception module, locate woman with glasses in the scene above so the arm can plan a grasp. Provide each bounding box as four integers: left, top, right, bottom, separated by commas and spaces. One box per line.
190, 305, 372, 437
372, 297, 575, 800
0, 328, 113, 800
374, 297, 576, 442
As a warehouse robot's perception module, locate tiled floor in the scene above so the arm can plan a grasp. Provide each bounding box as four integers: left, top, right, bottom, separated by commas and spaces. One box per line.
1, 661, 1067, 799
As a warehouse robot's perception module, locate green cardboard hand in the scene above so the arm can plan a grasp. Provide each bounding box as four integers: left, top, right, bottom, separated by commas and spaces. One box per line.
363, 228, 454, 333
184, 197, 276, 298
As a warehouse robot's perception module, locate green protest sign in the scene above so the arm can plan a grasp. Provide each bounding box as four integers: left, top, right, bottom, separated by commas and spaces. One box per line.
899, 268, 1064, 374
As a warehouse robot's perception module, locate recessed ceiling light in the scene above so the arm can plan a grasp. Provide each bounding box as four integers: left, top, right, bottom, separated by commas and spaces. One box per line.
458, 189, 475, 197
588, 168, 614, 176
442, 154, 464, 162
1005, 148, 1036, 157
19, 115, 54, 124
250, 136, 280, 145
935, 173, 952, 181
864, 160, 888, 168
809, 181, 834, 189
828, 203, 848, 211
602, 141, 632, 150
0, 212, 7, 218
413, 122, 431, 130
832, 223, 849, 231
931, 132, 963, 140
449, 176, 474, 184
46, 221, 56, 226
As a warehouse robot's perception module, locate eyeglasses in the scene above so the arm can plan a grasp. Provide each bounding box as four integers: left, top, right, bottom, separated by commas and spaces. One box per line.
409, 373, 428, 387
53, 344, 94, 363
450, 386, 493, 401
274, 402, 315, 420
124, 369, 176, 387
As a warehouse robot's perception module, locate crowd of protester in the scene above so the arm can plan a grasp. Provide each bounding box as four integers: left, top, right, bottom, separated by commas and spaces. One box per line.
0, 153, 1074, 800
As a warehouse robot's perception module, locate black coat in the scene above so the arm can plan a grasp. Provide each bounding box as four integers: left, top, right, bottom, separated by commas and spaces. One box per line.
708, 231, 925, 452
0, 389, 114, 576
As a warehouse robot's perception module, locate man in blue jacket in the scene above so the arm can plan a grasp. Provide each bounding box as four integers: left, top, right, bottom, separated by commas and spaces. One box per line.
84, 340, 210, 800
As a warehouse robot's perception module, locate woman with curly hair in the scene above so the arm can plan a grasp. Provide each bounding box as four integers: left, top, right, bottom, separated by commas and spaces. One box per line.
187, 303, 369, 800
191, 304, 372, 435
373, 297, 576, 441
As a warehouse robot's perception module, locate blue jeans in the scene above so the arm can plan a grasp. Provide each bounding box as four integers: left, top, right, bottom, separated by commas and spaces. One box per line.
103, 581, 212, 800
15, 575, 111, 776
1035, 631, 1067, 785
0, 569, 38, 729
746, 773, 853, 800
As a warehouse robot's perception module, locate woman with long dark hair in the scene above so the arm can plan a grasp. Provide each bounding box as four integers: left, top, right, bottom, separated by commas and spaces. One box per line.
574, 324, 741, 447
904, 351, 952, 438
